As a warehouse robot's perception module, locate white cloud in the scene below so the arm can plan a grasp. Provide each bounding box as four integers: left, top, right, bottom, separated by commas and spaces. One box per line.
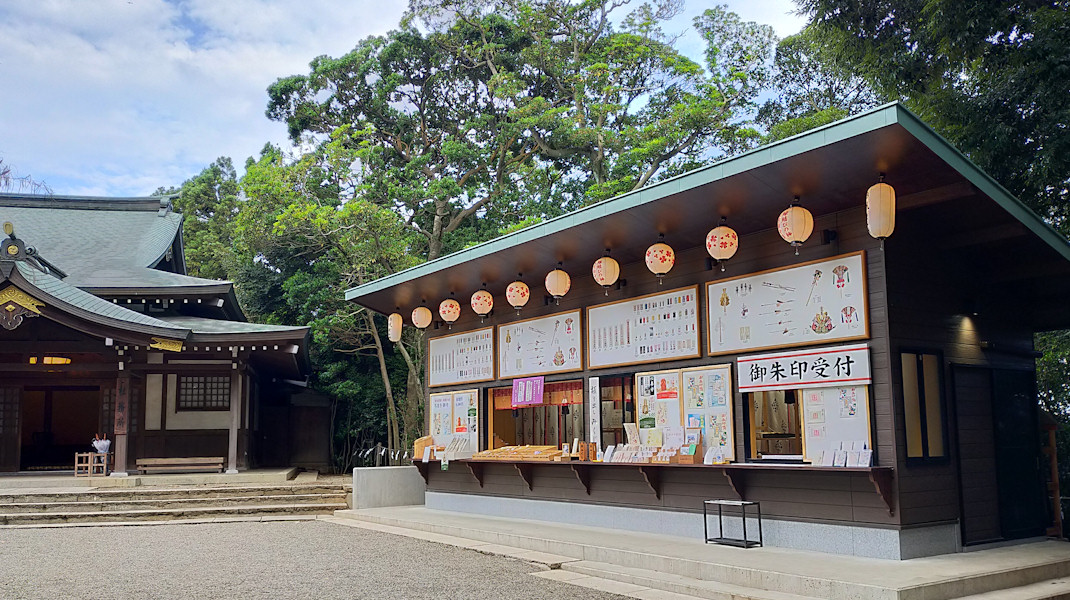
0, 0, 802, 197
0, 0, 406, 196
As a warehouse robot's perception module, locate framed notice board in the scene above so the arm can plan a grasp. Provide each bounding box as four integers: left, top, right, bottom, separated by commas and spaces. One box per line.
497, 309, 583, 379
427, 327, 495, 388
586, 285, 701, 370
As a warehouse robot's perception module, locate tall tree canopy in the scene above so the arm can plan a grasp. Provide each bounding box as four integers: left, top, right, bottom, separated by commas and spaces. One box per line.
796, 0, 1070, 234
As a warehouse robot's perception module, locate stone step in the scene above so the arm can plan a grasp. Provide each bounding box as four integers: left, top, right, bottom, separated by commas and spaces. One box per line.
0, 493, 348, 513
0, 484, 347, 504
0, 502, 349, 526
952, 577, 1070, 600
561, 560, 822, 600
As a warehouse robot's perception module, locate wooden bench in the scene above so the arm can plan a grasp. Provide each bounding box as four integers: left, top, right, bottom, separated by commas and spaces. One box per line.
136, 457, 226, 474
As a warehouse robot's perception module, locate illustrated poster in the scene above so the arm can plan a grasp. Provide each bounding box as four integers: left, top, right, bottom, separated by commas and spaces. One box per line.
799, 385, 872, 464
498, 310, 582, 378
451, 389, 479, 449
681, 364, 735, 461
707, 251, 868, 356
635, 369, 681, 430
429, 392, 453, 445
428, 327, 495, 387
587, 286, 701, 369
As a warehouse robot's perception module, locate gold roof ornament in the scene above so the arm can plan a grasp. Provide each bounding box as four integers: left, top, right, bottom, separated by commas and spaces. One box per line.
0, 285, 44, 331
2, 222, 13, 236
149, 337, 184, 352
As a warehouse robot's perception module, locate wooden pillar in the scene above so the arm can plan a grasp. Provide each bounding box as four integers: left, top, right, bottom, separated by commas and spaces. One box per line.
110, 372, 131, 476
226, 368, 242, 474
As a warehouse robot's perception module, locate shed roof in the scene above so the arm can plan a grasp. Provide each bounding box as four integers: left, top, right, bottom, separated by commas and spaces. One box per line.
345, 102, 1070, 319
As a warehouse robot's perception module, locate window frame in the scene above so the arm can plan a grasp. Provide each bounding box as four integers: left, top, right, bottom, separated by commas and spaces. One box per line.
899, 348, 950, 465
176, 375, 232, 412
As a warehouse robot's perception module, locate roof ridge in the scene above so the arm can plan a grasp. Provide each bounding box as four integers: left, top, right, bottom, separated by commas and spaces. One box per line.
0, 193, 174, 213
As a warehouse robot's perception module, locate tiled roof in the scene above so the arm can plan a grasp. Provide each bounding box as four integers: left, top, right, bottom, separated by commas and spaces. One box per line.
156, 315, 307, 336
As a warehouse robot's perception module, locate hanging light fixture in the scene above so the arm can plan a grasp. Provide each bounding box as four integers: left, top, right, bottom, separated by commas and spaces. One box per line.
544, 263, 571, 305
411, 304, 433, 329
439, 295, 461, 329
387, 311, 403, 342
506, 275, 530, 315
705, 216, 738, 272
777, 197, 814, 255
645, 234, 675, 284
592, 250, 620, 295
866, 174, 895, 250
470, 285, 493, 323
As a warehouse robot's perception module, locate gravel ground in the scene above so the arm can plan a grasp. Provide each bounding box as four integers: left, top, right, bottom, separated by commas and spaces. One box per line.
0, 520, 628, 600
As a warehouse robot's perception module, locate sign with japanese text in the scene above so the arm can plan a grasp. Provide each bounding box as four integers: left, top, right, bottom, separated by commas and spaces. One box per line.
511, 376, 545, 407
588, 377, 601, 444
737, 343, 871, 392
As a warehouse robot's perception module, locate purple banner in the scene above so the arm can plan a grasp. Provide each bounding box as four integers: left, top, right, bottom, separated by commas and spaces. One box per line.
511, 376, 545, 408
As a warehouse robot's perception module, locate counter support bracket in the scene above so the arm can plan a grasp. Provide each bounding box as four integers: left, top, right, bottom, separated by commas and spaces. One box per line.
571, 464, 592, 495
868, 468, 895, 516
466, 462, 485, 488
638, 466, 662, 499
414, 461, 430, 485
721, 469, 746, 500
515, 463, 535, 491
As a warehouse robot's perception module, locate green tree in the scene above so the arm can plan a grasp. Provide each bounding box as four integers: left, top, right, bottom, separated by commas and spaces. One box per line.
795, 0, 1070, 234
757, 28, 882, 143
170, 157, 240, 280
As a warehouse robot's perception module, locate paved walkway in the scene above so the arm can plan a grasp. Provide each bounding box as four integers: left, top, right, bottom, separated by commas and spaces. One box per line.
0, 519, 632, 600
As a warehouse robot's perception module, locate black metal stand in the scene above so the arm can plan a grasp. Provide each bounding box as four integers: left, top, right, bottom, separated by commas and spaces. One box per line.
703, 499, 762, 548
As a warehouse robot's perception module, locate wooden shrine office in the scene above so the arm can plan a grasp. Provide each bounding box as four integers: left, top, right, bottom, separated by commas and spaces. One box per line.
345, 103, 1070, 559
0, 194, 324, 475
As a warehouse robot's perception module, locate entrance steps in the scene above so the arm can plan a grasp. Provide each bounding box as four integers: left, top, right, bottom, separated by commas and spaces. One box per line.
0, 484, 348, 526
330, 506, 1070, 600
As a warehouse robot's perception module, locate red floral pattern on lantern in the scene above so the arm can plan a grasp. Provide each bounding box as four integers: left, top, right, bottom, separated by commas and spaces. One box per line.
506, 281, 530, 308
470, 290, 493, 315
439, 299, 460, 322
644, 242, 675, 275
705, 226, 738, 261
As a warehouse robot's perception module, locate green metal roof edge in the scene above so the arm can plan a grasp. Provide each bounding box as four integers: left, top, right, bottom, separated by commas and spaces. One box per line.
890, 104, 1070, 262
345, 102, 905, 303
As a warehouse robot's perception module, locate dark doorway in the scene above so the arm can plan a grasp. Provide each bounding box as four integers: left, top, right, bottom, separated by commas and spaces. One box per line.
19, 386, 100, 470
0, 387, 20, 472
953, 366, 1048, 544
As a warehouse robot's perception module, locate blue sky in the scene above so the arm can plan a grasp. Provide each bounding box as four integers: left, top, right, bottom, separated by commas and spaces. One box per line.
0, 1, 804, 197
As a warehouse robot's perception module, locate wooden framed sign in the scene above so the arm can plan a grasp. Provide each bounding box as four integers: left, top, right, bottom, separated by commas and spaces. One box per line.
707, 251, 869, 356
681, 364, 735, 461
497, 309, 583, 379
427, 327, 495, 388
586, 285, 701, 370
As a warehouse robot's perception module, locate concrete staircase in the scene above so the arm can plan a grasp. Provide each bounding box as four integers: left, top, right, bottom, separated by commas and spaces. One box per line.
0, 484, 349, 526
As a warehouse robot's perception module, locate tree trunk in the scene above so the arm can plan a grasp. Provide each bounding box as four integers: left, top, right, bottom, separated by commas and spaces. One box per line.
366, 312, 400, 460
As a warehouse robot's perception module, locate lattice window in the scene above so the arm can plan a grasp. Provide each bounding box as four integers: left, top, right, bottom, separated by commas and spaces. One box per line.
177, 376, 231, 411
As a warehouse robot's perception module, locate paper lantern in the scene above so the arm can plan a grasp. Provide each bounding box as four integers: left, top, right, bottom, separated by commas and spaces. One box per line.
705, 217, 738, 271
506, 278, 530, 314
387, 312, 403, 342
411, 306, 432, 329
439, 298, 460, 328
777, 200, 814, 255
645, 236, 675, 283
592, 254, 620, 295
470, 289, 493, 319
544, 264, 571, 304
866, 177, 895, 249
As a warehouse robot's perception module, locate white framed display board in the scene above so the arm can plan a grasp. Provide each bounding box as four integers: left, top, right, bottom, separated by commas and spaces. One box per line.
799, 385, 872, 464
427, 327, 495, 388
707, 251, 869, 356
635, 369, 681, 430
586, 285, 701, 370
428, 389, 480, 448
497, 309, 583, 379
681, 365, 735, 461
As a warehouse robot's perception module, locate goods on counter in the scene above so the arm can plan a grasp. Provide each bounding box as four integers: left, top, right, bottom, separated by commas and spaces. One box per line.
471, 445, 562, 461
413, 435, 434, 459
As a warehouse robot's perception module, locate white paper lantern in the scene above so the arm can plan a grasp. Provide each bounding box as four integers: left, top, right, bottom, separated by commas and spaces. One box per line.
645, 237, 675, 283
777, 201, 814, 255
506, 278, 530, 313
592, 255, 620, 294
439, 298, 460, 327
387, 312, 403, 342
411, 306, 432, 329
470, 289, 493, 317
705, 218, 738, 271
544, 265, 571, 304
866, 179, 896, 249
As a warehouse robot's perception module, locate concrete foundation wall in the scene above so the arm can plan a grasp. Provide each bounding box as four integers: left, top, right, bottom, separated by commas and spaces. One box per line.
353, 466, 426, 509
426, 491, 961, 559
